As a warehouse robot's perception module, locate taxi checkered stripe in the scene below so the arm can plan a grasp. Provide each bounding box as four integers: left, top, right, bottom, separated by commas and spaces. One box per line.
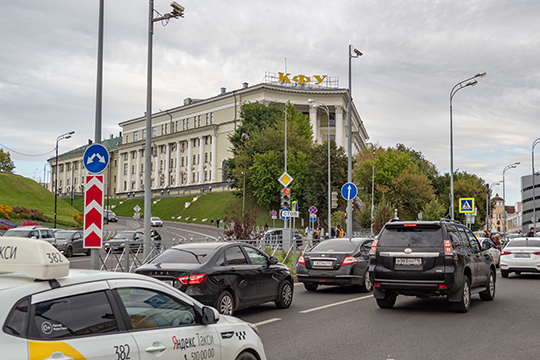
235, 331, 246, 340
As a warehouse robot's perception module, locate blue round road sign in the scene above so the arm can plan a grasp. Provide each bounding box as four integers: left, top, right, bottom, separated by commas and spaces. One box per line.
83, 143, 110, 174
280, 209, 291, 220
341, 182, 358, 201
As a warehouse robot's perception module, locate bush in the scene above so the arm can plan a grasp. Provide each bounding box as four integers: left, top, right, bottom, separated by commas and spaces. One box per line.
22, 220, 42, 226
12, 206, 48, 222
73, 213, 83, 224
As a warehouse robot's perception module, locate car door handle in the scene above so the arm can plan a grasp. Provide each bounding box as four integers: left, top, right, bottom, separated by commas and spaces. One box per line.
145, 342, 167, 353
44, 352, 74, 360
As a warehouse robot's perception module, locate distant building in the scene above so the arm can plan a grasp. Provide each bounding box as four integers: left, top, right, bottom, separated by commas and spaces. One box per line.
521, 173, 540, 233
49, 80, 369, 198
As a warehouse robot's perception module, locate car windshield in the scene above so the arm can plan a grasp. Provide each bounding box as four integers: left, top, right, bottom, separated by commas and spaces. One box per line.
151, 217, 161, 221
3, 229, 31, 237
55, 232, 74, 239
150, 248, 216, 264
112, 232, 138, 240
379, 224, 443, 246
312, 240, 358, 252
507, 239, 540, 248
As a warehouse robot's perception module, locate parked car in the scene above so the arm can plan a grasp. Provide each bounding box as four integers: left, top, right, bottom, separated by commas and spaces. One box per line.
151, 216, 163, 227
104, 210, 118, 222
135, 242, 294, 316
54, 229, 89, 257
297, 237, 374, 292
500, 237, 540, 277
369, 219, 496, 312
0, 237, 268, 360
2, 226, 56, 246
103, 229, 161, 253
262, 228, 303, 248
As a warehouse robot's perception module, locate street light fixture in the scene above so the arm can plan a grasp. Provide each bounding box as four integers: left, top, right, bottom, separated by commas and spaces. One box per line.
532, 138, 540, 231
449, 72, 486, 220
143, 1, 184, 259
503, 162, 520, 237
308, 99, 332, 237
347, 45, 362, 238
54, 131, 75, 229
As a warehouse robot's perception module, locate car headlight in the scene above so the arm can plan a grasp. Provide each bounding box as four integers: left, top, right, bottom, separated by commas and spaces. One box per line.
104, 242, 110, 247
120, 242, 125, 247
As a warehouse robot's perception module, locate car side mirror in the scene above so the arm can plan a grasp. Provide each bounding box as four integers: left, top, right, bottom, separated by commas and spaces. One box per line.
481, 241, 490, 251
269, 256, 278, 265
202, 306, 219, 325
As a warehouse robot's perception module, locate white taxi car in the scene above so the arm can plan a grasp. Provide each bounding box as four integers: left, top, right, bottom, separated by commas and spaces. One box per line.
0, 237, 267, 360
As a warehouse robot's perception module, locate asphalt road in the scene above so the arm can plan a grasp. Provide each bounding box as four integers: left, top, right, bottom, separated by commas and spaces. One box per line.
234, 271, 540, 360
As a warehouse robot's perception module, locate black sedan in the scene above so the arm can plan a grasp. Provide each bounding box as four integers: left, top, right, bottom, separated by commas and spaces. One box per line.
297, 237, 374, 292
135, 242, 294, 316
103, 229, 161, 253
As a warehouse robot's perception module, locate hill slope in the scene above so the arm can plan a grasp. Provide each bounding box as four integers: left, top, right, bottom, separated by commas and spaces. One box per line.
0, 173, 79, 226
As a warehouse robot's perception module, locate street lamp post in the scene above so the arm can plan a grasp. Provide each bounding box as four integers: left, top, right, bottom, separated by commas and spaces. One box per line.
54, 131, 75, 229
347, 45, 362, 238
371, 146, 375, 237
485, 181, 501, 233
242, 171, 246, 222
144, 1, 184, 258
308, 99, 331, 237
503, 162, 520, 237
449, 72, 486, 219
532, 138, 540, 231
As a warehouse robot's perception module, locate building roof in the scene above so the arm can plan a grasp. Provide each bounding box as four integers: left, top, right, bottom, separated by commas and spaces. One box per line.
492, 193, 504, 202
505, 205, 516, 214
48, 136, 122, 162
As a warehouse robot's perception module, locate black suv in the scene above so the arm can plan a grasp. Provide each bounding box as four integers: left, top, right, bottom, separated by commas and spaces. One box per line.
369, 219, 496, 312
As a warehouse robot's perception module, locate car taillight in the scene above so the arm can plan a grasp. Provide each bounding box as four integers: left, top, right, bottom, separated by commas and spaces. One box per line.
500, 250, 511, 255
438, 284, 448, 289
342, 256, 358, 266
369, 240, 378, 256
534, 252, 540, 255
298, 255, 305, 265
444, 240, 453, 256
177, 274, 207, 285
373, 282, 380, 287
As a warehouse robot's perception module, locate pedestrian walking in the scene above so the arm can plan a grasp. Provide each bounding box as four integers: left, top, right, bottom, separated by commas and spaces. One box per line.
216, 218, 220, 228
211, 218, 214, 226
526, 227, 535, 237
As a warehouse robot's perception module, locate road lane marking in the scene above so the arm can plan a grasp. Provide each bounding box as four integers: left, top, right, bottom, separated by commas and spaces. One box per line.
299, 295, 373, 314
254, 318, 282, 326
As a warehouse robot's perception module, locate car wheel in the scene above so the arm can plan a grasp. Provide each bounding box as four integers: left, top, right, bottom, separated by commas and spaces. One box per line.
376, 290, 397, 309
235, 351, 257, 360
275, 280, 293, 309
501, 270, 509, 278
480, 270, 496, 301
304, 283, 318, 291
216, 291, 234, 316
65, 246, 73, 258
451, 276, 471, 313
359, 271, 373, 292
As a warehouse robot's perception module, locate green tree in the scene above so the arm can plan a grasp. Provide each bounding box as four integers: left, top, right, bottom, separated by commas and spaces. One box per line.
422, 196, 448, 221
0, 149, 15, 174
305, 140, 348, 228
453, 172, 488, 230
373, 195, 395, 234
395, 143, 438, 181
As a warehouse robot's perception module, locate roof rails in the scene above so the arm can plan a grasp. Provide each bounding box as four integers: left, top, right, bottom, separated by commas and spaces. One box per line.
440, 218, 462, 224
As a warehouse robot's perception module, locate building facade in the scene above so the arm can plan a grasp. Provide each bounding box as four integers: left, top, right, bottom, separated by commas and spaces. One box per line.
50, 81, 369, 198
521, 173, 540, 233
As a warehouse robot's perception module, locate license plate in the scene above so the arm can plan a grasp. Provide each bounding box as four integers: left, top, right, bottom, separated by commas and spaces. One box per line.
395, 258, 422, 266
514, 253, 530, 258
313, 260, 333, 267
162, 280, 175, 286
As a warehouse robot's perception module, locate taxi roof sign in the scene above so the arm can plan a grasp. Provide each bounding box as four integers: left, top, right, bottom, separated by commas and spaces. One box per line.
0, 237, 69, 280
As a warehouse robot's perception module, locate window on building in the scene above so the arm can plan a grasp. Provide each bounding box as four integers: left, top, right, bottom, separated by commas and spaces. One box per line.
198, 115, 201, 127
329, 113, 335, 126
175, 121, 178, 132
181, 157, 185, 167
193, 155, 196, 165
132, 151, 136, 159
204, 171, 208, 181
141, 164, 143, 173
160, 160, 163, 170
209, 135, 212, 144
209, 152, 212, 163
131, 165, 135, 174
209, 170, 211, 180
152, 127, 157, 138
205, 136, 208, 145
66, 163, 71, 171
124, 163, 128, 175
126, 135, 129, 143
74, 162, 78, 170
165, 124, 168, 135
186, 118, 189, 130
124, 153, 128, 161
206, 113, 209, 125
197, 154, 200, 164
170, 159, 174, 168
205, 153, 208, 163
113, 175, 116, 182
59, 164, 64, 172
210, 112, 213, 124
134, 131, 139, 142
123, 181, 127, 191
143, 129, 147, 140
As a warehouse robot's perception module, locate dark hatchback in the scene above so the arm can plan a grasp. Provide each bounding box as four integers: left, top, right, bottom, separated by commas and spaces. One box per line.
103, 230, 161, 252
297, 238, 374, 292
54, 230, 89, 257
135, 242, 294, 316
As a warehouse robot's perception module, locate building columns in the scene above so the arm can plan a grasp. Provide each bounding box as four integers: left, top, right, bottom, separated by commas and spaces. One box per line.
335, 105, 344, 151
198, 136, 204, 183
309, 106, 320, 144
187, 139, 193, 185
211, 134, 217, 182
176, 140, 181, 186
165, 143, 171, 187
135, 150, 141, 191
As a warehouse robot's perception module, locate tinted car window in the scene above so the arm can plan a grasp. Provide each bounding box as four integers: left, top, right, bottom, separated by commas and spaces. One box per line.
3, 297, 30, 337
30, 291, 119, 339
117, 288, 197, 329
378, 225, 443, 246
244, 247, 268, 265
150, 248, 215, 264
113, 232, 137, 240
312, 240, 359, 252
55, 231, 73, 240
215, 252, 226, 267
225, 246, 248, 265
507, 239, 540, 247
3, 229, 32, 237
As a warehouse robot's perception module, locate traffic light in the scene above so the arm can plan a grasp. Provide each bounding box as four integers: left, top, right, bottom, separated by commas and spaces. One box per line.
281, 188, 291, 209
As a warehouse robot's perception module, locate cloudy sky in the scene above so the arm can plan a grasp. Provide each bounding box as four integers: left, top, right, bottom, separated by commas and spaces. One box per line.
1, 0, 539, 207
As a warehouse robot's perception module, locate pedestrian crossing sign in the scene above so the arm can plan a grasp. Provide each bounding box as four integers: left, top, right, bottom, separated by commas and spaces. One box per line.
459, 198, 475, 213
